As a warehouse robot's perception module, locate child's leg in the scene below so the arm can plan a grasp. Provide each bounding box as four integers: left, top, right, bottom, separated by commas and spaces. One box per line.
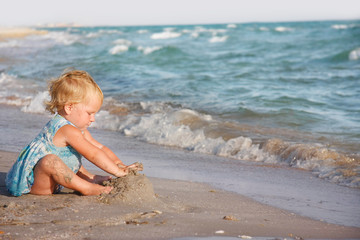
30, 154, 112, 196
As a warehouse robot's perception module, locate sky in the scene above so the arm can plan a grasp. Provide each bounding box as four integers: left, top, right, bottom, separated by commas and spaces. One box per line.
1, 0, 359, 27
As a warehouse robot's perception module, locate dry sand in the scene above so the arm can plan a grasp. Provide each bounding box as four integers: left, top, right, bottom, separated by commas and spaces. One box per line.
0, 150, 359, 240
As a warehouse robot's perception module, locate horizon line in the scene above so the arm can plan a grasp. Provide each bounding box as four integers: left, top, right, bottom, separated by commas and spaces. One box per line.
1, 17, 359, 28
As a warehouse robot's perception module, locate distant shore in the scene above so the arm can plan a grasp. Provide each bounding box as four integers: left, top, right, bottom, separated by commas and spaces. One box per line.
0, 27, 47, 41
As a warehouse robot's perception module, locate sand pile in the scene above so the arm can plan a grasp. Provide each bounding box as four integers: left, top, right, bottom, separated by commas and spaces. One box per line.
99, 168, 156, 204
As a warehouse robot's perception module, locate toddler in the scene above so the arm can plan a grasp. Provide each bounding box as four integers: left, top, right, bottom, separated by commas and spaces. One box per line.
6, 70, 140, 196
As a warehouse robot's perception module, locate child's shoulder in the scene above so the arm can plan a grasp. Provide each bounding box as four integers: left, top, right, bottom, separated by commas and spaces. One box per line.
53, 124, 82, 147
49, 114, 78, 131
57, 124, 81, 136
51, 114, 80, 137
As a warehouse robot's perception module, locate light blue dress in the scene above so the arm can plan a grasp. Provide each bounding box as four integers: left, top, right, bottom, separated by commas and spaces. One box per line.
6, 114, 82, 196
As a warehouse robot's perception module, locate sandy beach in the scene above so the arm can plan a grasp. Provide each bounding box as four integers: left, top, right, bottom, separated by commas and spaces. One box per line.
1, 150, 359, 240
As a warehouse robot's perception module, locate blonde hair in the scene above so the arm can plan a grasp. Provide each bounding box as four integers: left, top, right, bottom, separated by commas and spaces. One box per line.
45, 69, 103, 114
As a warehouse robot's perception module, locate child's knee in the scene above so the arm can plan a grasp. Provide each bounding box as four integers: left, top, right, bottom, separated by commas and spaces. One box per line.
36, 154, 61, 171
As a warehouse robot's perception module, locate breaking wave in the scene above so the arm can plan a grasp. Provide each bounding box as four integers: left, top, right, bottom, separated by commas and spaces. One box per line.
151, 31, 182, 40
1, 76, 359, 188
90, 99, 359, 188
349, 48, 360, 61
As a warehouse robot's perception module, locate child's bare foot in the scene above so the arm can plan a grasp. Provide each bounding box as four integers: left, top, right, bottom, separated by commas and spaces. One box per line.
82, 184, 113, 196
101, 186, 113, 194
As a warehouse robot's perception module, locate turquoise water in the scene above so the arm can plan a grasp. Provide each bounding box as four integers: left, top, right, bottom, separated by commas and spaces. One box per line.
0, 20, 359, 187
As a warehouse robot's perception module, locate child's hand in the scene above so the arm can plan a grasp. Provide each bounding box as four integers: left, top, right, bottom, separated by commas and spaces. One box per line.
127, 162, 143, 171
114, 167, 129, 178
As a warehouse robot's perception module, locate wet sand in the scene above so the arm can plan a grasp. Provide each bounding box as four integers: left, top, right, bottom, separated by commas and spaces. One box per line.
1, 151, 359, 240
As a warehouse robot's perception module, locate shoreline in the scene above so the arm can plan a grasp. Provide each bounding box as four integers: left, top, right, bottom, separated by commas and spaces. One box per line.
0, 104, 360, 229
1, 150, 360, 239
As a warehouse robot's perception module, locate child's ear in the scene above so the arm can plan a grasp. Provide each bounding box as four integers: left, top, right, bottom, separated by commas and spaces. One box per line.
64, 103, 73, 114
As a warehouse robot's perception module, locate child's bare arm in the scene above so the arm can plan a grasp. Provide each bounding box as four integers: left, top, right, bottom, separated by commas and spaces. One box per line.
77, 165, 111, 184
83, 130, 143, 171
82, 130, 126, 166
76, 165, 95, 182
59, 125, 127, 177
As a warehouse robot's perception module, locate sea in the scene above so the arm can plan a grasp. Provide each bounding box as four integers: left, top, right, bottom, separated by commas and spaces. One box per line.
0, 20, 360, 226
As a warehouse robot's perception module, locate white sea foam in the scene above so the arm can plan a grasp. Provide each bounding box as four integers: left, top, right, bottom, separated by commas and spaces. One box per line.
0, 73, 32, 106
0, 96, 26, 106
21, 91, 49, 113
186, 27, 228, 39
209, 29, 227, 35
259, 27, 269, 31
331, 24, 348, 30
42, 31, 81, 45
151, 31, 181, 40
93, 103, 272, 163
163, 27, 176, 32
194, 26, 208, 33
275, 26, 293, 32
0, 73, 20, 97
209, 36, 228, 43
191, 32, 199, 38
182, 28, 199, 38
0, 32, 77, 55
0, 39, 20, 48
99, 29, 123, 34
0, 72, 14, 84
109, 39, 132, 54
137, 46, 162, 55
86, 32, 101, 38
349, 48, 360, 60
227, 24, 237, 28
113, 39, 132, 46
181, 29, 191, 34
137, 29, 148, 34
109, 45, 129, 54
185, 27, 228, 40
0, 73, 49, 110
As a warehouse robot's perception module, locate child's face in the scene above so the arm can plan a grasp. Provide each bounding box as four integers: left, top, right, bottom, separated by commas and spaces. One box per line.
67, 96, 102, 131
